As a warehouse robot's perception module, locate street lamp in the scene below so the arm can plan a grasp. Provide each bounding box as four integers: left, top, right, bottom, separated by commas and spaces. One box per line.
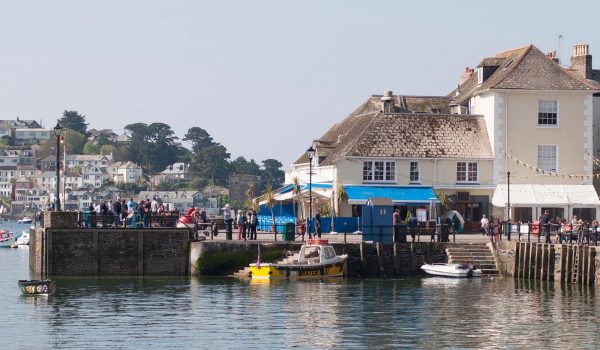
306, 145, 315, 239
53, 122, 64, 211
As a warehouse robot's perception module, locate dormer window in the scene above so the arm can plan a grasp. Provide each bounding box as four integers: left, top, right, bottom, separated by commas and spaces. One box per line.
477, 67, 483, 85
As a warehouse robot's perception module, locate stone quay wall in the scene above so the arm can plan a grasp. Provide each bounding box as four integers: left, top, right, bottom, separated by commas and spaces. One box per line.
31, 228, 191, 276
190, 241, 471, 277
494, 241, 600, 285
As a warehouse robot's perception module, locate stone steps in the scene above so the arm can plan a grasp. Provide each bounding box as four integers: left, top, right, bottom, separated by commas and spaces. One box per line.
446, 244, 499, 275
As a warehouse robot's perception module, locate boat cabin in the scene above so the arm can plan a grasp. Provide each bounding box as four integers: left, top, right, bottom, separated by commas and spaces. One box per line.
297, 240, 338, 264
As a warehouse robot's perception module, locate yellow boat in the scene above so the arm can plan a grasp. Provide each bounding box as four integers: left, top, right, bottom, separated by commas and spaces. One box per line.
249, 239, 348, 280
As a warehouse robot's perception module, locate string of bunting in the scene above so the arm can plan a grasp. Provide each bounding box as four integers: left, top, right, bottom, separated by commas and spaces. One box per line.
504, 152, 600, 180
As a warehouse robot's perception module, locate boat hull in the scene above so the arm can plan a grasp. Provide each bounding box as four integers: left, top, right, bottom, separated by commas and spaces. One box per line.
250, 259, 347, 280
18, 280, 56, 295
16, 232, 29, 245
0, 236, 16, 247
421, 264, 482, 278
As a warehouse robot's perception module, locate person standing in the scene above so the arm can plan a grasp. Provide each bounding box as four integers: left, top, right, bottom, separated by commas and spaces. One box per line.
112, 198, 122, 228
250, 211, 258, 240
480, 214, 489, 236
408, 212, 418, 243
100, 200, 109, 228
315, 211, 322, 238
392, 208, 401, 242
236, 210, 244, 240
540, 209, 551, 243
223, 204, 233, 240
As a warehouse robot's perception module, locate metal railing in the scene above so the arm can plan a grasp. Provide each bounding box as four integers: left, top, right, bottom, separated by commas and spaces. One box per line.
485, 221, 599, 246
77, 211, 180, 229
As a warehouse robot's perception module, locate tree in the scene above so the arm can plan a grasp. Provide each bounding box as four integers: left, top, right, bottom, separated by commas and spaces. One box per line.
58, 110, 88, 134
183, 127, 214, 154
335, 182, 348, 218
291, 177, 303, 221
83, 142, 99, 154
124, 122, 182, 174
263, 184, 277, 234
190, 144, 231, 186
261, 159, 285, 187
230, 156, 261, 176
100, 144, 117, 157
64, 130, 86, 154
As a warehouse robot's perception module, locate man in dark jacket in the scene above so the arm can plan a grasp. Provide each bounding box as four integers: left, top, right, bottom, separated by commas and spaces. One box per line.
408, 212, 418, 242
540, 209, 551, 243
112, 198, 122, 228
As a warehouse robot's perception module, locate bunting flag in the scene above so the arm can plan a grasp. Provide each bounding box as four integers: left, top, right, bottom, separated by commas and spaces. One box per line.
504, 151, 598, 180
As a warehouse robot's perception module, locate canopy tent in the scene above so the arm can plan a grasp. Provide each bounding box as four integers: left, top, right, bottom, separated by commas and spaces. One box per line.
492, 184, 600, 207
258, 182, 333, 205
344, 185, 439, 205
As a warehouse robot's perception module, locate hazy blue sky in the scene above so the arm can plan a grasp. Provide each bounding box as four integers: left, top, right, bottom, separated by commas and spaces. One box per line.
1, 0, 599, 169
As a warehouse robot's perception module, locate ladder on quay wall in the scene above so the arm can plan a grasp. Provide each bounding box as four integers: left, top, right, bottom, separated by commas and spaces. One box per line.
572, 248, 579, 284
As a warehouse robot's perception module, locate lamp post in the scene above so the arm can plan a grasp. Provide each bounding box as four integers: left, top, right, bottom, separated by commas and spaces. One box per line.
306, 146, 315, 239
53, 123, 64, 211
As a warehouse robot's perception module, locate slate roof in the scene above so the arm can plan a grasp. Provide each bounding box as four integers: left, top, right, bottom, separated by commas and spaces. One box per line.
450, 45, 599, 105
294, 94, 452, 165
295, 110, 492, 166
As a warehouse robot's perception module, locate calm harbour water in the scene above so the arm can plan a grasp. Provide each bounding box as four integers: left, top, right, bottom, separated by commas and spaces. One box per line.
1, 229, 599, 349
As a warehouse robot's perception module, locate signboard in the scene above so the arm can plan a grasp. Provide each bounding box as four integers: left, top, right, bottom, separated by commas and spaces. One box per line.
416, 208, 427, 222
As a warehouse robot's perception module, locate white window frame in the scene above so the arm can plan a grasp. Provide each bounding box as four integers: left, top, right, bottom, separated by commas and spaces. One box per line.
409, 161, 420, 183
537, 145, 558, 174
538, 100, 559, 128
362, 160, 396, 183
456, 161, 479, 183
477, 67, 483, 85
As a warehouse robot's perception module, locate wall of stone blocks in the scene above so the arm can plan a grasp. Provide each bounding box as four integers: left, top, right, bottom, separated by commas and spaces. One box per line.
36, 228, 191, 276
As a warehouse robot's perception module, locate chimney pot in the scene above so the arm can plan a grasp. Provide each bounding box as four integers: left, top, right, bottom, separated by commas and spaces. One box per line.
381, 90, 393, 101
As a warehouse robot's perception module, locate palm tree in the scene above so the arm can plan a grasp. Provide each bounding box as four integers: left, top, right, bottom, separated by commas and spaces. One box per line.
435, 190, 453, 216
336, 182, 349, 218
263, 184, 276, 233
291, 177, 302, 220
245, 184, 255, 203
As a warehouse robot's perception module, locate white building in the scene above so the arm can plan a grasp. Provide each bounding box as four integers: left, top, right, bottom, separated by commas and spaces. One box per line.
111, 161, 143, 184
14, 128, 51, 145
66, 154, 112, 169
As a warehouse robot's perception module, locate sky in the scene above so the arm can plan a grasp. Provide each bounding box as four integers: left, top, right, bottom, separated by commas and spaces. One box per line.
1, 0, 599, 170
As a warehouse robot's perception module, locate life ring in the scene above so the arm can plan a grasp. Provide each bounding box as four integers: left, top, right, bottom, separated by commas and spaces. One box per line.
41, 285, 48, 293
36, 285, 42, 293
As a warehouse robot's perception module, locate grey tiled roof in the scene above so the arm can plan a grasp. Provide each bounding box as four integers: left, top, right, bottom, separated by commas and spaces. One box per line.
293, 94, 452, 165
350, 113, 492, 159
297, 109, 492, 166
451, 45, 599, 105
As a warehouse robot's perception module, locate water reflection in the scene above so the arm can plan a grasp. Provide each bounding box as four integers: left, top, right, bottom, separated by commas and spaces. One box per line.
3, 246, 600, 349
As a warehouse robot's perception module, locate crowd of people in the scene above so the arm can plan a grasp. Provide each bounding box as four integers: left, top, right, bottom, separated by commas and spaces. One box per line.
83, 197, 190, 228
480, 211, 600, 245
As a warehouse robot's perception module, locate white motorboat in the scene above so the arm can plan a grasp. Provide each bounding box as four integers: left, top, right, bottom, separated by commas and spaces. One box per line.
0, 229, 16, 247
16, 231, 29, 245
17, 217, 33, 224
421, 263, 482, 278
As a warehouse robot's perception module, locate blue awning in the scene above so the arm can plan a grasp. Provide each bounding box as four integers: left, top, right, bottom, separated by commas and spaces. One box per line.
278, 182, 332, 194
344, 185, 439, 205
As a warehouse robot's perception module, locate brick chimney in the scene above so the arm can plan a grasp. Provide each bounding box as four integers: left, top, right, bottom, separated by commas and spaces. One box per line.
459, 67, 474, 85
546, 51, 559, 63
571, 44, 592, 79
